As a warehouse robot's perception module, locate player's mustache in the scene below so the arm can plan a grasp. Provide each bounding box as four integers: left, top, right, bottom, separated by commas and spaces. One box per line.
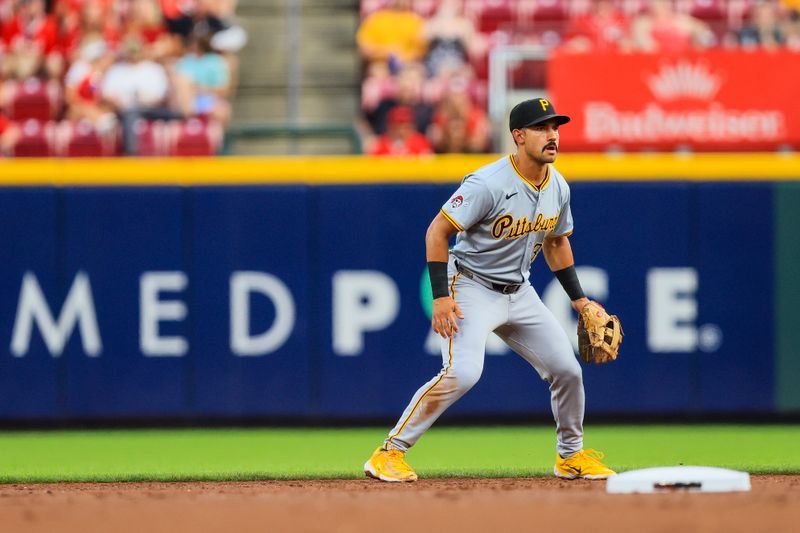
543, 143, 558, 152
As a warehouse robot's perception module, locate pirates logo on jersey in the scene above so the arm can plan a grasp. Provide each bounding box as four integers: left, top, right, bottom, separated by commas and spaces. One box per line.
450, 195, 465, 209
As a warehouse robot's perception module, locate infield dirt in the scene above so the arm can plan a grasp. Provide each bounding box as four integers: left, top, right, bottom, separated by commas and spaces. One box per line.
1, 475, 798, 533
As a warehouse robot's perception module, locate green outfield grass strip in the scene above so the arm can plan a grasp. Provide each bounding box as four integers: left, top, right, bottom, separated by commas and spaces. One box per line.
0, 425, 797, 483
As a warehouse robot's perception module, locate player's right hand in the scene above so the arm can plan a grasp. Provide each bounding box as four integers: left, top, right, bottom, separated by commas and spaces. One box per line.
431, 296, 465, 339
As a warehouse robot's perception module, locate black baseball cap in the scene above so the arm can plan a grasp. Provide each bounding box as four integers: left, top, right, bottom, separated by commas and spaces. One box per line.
509, 98, 571, 131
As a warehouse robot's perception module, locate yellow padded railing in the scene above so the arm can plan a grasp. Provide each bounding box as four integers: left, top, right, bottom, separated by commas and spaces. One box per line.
1, 153, 799, 186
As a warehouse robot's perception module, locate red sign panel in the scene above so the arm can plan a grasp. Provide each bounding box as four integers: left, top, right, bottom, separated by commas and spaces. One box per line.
548, 51, 800, 151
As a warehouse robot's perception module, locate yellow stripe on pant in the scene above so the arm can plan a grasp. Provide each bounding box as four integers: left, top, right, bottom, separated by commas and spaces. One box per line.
387, 272, 460, 447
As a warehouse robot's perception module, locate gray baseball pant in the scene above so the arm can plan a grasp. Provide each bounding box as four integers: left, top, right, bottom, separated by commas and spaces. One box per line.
384, 269, 584, 457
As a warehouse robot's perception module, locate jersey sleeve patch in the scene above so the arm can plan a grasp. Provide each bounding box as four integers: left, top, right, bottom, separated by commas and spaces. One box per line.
449, 195, 468, 209
440, 174, 493, 232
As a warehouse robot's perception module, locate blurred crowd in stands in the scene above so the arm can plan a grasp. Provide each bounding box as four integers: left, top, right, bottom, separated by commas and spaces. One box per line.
0, 0, 246, 157
357, 0, 800, 155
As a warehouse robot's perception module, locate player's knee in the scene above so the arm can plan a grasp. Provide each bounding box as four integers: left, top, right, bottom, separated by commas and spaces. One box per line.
451, 364, 483, 393
554, 362, 582, 387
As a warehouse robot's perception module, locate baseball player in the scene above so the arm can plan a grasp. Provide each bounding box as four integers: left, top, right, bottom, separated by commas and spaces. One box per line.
364, 98, 616, 482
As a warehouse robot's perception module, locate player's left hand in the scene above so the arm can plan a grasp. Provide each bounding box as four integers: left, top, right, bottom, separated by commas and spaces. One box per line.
577, 300, 623, 364
571, 297, 590, 314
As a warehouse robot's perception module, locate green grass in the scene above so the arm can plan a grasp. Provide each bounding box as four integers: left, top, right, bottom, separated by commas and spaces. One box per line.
0, 425, 797, 483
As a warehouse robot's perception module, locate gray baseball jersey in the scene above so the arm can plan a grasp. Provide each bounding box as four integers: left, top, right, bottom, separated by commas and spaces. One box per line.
440, 155, 573, 284
383, 154, 585, 458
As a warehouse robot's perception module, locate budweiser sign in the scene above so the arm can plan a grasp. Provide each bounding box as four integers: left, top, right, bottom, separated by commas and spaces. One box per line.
583, 103, 784, 143
548, 51, 800, 151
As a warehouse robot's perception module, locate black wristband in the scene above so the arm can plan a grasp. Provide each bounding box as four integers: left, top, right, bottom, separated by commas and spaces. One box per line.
553, 265, 585, 301
428, 261, 450, 299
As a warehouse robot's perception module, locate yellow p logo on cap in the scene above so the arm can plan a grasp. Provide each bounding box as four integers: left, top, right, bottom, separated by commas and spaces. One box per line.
539, 99, 550, 111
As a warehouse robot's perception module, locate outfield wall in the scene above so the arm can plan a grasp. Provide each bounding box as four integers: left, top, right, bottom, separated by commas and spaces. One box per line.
0, 154, 798, 421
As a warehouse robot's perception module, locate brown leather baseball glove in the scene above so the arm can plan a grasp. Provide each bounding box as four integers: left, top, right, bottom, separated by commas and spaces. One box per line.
577, 301, 623, 364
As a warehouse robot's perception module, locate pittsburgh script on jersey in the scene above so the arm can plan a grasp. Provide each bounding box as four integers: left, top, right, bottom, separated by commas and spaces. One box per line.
491, 213, 559, 239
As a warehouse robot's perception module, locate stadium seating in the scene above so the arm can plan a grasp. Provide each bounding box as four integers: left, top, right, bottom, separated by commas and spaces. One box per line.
11, 119, 56, 158
357, 0, 779, 86
57, 121, 117, 158
475, 0, 515, 34
3, 117, 224, 157
134, 120, 166, 157
531, 0, 569, 21
0, 71, 225, 157
5, 78, 61, 122
688, 0, 728, 21
167, 118, 223, 157
359, 0, 774, 32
